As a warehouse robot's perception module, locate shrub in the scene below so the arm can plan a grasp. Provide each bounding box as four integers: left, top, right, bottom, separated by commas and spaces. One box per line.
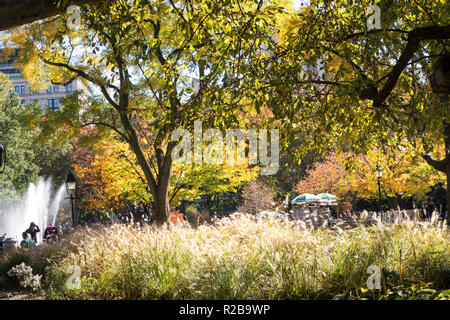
184, 204, 200, 226
7, 262, 41, 291
238, 179, 275, 215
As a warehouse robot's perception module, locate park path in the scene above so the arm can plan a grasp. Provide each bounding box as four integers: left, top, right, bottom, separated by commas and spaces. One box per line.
0, 291, 43, 300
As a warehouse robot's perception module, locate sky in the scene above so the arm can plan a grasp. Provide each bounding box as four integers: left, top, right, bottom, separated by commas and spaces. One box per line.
291, 0, 309, 11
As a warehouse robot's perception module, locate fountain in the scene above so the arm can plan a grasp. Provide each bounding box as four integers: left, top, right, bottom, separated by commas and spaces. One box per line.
0, 177, 66, 244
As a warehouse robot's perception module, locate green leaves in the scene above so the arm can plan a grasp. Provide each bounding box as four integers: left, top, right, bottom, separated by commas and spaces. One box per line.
266, 0, 450, 164
0, 74, 72, 195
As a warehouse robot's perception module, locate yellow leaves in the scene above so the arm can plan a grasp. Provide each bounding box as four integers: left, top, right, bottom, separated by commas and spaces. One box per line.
296, 148, 446, 201
75, 128, 259, 210
1, 32, 26, 51
170, 160, 258, 205
277, 14, 300, 44
22, 59, 51, 91
75, 132, 149, 211
0, 73, 11, 103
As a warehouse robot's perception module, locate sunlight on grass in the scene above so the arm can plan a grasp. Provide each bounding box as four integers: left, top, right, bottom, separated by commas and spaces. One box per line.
1, 214, 449, 299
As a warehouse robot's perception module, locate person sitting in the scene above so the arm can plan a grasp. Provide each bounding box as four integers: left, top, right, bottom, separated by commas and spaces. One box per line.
25, 222, 40, 243
43, 224, 60, 243
20, 232, 36, 248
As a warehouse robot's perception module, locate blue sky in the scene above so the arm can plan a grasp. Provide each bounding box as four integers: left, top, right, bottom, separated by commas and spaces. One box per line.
291, 0, 309, 10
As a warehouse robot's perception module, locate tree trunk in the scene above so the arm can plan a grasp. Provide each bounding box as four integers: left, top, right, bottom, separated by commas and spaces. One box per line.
447, 161, 450, 224
445, 122, 450, 224
117, 107, 174, 225
151, 147, 175, 225
152, 187, 171, 225
423, 121, 450, 223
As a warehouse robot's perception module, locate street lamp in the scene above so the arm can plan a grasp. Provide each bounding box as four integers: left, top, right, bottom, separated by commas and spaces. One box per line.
376, 165, 383, 202
65, 171, 77, 227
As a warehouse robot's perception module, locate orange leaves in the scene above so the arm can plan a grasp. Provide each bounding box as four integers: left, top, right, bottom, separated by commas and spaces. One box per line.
295, 149, 446, 201
295, 153, 347, 196
73, 130, 149, 212
170, 209, 185, 225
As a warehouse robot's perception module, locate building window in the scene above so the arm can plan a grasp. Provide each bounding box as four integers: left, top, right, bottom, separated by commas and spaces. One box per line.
20, 86, 25, 95
14, 86, 19, 94
47, 86, 52, 93
48, 99, 59, 111
53, 85, 59, 92
66, 82, 72, 92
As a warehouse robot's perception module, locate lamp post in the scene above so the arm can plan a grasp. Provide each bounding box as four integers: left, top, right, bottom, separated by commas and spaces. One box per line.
65, 171, 77, 228
376, 164, 383, 204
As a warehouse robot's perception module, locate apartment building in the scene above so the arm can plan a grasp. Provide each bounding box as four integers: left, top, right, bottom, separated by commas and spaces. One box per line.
0, 50, 88, 110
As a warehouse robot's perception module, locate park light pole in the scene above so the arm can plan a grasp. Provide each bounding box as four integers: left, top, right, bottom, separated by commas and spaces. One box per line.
65, 171, 77, 228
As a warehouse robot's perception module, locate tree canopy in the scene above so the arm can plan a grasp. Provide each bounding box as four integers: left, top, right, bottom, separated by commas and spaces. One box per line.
0, 73, 72, 201
295, 150, 446, 205
266, 0, 449, 157
256, 0, 450, 220
3, 0, 286, 223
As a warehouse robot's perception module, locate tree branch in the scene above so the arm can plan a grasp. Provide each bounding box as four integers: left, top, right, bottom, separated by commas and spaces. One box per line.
373, 25, 450, 108
0, 0, 102, 31
421, 153, 446, 173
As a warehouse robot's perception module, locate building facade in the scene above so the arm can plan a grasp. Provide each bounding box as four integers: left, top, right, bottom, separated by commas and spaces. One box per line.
0, 50, 87, 110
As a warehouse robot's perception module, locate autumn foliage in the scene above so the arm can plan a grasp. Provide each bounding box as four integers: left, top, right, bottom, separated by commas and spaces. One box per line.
73, 128, 259, 214
295, 153, 345, 196
170, 209, 185, 225
296, 150, 446, 203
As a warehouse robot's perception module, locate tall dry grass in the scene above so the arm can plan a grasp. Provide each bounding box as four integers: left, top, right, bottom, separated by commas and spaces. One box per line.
1, 213, 449, 299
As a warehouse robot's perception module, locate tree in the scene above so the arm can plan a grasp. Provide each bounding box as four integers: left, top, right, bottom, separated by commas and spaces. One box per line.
257, 0, 450, 221
73, 129, 258, 214
4, 0, 284, 224
0, 73, 72, 200
0, 74, 39, 199
295, 153, 346, 198
238, 179, 275, 215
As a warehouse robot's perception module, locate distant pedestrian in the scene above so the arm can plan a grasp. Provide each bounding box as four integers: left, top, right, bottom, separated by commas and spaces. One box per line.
424, 196, 435, 219
20, 232, 36, 249
432, 181, 447, 219
25, 222, 40, 243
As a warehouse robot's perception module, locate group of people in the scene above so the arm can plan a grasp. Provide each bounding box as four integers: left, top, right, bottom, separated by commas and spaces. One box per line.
20, 222, 61, 248
424, 181, 447, 219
